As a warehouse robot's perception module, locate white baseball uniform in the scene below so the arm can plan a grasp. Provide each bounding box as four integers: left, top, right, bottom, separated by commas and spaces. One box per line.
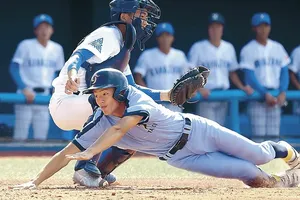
188, 39, 239, 125
288, 45, 300, 114
12, 38, 64, 140
240, 39, 290, 138
74, 85, 281, 186
50, 25, 133, 131
134, 47, 190, 112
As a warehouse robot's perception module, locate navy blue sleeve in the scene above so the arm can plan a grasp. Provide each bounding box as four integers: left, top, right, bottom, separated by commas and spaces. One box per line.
244, 69, 267, 96
126, 74, 161, 101
9, 62, 26, 90
279, 66, 289, 92
68, 49, 94, 71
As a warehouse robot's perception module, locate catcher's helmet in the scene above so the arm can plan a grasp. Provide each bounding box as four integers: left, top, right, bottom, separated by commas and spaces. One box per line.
83, 68, 129, 102
109, 0, 161, 50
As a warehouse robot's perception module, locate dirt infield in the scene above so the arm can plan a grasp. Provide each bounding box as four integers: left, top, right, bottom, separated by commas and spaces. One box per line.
1, 157, 300, 200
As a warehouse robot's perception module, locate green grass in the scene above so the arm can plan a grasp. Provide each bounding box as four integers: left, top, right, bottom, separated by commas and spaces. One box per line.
0, 156, 291, 181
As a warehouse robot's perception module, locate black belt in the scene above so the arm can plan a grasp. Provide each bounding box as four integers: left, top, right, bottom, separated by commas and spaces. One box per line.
159, 118, 191, 161
33, 87, 49, 93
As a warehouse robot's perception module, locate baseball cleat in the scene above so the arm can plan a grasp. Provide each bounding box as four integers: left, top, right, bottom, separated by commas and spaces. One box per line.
272, 169, 300, 188
278, 141, 300, 169
73, 169, 106, 187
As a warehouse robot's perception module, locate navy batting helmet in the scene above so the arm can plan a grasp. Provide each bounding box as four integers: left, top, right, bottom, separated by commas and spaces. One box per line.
109, 0, 161, 50
83, 68, 129, 102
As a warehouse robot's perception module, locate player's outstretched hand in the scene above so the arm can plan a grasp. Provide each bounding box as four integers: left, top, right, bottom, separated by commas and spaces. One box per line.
9, 181, 37, 190
66, 150, 94, 161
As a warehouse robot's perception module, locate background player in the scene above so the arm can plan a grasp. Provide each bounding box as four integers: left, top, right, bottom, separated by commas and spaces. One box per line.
133, 22, 191, 112
188, 13, 252, 126
9, 14, 64, 141
241, 12, 290, 141
12, 68, 300, 189
288, 45, 300, 114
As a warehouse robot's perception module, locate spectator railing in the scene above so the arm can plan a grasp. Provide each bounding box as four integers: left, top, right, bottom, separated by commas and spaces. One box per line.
1, 90, 300, 133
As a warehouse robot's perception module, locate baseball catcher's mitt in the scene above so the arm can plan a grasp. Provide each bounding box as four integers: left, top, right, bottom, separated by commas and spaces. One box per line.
170, 66, 210, 107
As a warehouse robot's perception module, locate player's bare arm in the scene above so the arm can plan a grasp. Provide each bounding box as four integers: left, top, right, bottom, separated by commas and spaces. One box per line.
133, 73, 147, 87
67, 115, 142, 160
11, 142, 80, 189
289, 70, 300, 90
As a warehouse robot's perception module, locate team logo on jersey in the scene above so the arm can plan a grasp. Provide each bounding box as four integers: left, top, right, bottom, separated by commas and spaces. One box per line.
138, 123, 157, 133
89, 38, 103, 53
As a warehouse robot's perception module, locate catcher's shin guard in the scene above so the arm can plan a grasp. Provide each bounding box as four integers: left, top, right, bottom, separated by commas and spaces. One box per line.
97, 146, 136, 178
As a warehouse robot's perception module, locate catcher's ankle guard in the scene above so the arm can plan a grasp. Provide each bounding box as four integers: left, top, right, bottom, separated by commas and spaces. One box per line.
74, 157, 101, 177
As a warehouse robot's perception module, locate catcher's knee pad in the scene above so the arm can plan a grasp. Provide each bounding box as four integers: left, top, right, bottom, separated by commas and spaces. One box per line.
74, 155, 102, 177
97, 146, 136, 178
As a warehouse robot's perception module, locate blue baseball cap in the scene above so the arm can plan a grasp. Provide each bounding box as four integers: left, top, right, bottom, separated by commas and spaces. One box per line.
251, 13, 271, 26
208, 13, 225, 25
33, 14, 53, 28
155, 22, 175, 37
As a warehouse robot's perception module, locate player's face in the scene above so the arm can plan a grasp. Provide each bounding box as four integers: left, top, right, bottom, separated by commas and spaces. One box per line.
157, 32, 174, 49
254, 23, 271, 40
93, 88, 120, 115
135, 9, 149, 28
208, 23, 223, 41
34, 22, 53, 41
123, 9, 149, 29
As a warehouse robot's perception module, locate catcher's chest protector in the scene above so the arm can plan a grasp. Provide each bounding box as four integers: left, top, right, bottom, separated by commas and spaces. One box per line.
83, 21, 136, 87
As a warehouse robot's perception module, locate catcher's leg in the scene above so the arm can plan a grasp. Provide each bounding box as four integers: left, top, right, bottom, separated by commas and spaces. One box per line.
97, 146, 136, 179
74, 146, 135, 184
49, 94, 92, 131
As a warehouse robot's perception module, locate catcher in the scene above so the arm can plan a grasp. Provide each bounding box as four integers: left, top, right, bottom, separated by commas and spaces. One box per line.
12, 68, 300, 189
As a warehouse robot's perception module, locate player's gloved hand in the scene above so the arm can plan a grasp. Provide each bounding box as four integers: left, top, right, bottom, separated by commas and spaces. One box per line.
22, 88, 35, 104
265, 93, 277, 107
169, 66, 210, 107
277, 92, 286, 106
9, 181, 37, 190
66, 150, 94, 161
242, 85, 254, 95
199, 88, 210, 99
